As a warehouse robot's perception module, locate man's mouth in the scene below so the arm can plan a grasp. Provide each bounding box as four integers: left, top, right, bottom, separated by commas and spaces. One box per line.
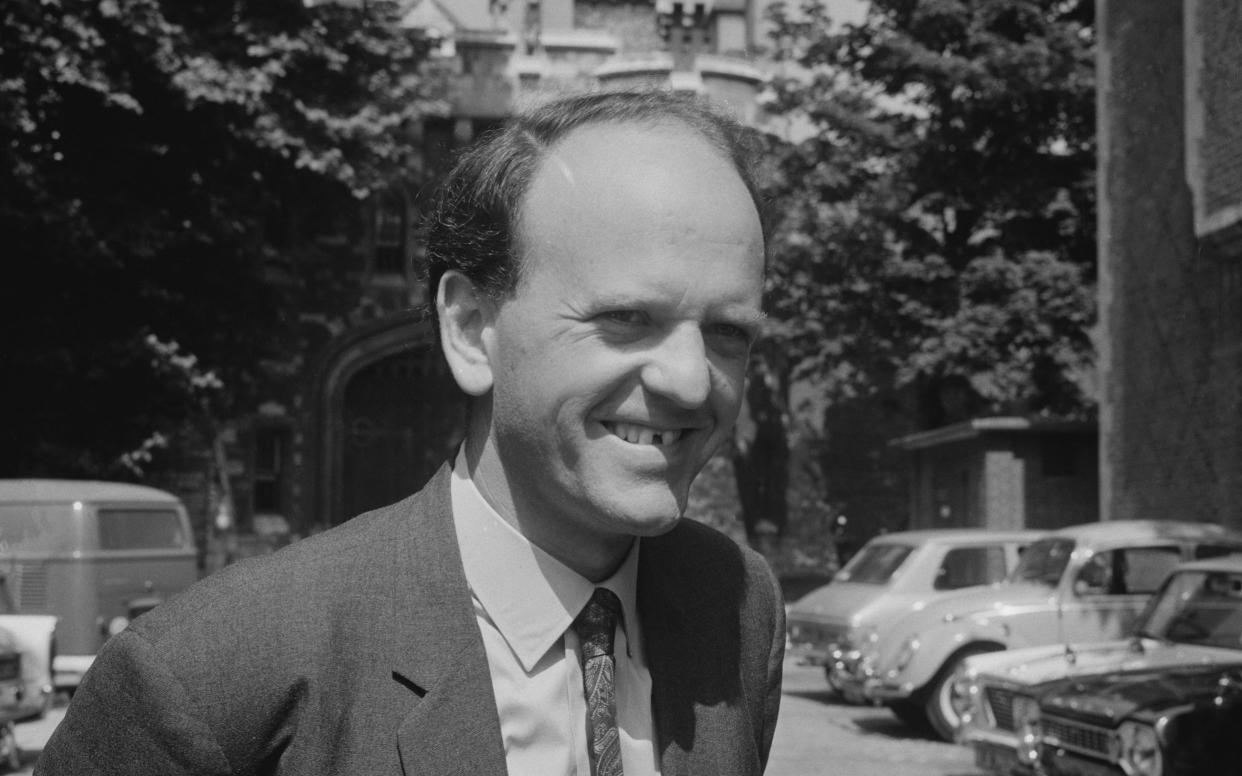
603, 421, 684, 446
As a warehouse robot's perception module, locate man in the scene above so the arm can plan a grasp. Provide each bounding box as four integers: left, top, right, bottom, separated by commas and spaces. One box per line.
38, 90, 785, 775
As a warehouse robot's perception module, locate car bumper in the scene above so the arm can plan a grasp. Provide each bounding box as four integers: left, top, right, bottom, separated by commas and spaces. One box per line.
1040, 748, 1123, 776
973, 739, 1036, 776
53, 654, 95, 689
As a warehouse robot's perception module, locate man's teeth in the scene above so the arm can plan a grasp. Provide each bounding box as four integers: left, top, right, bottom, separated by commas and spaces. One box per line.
609, 422, 683, 445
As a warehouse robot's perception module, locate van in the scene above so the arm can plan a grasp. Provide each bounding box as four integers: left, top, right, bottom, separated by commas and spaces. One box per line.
0, 480, 198, 689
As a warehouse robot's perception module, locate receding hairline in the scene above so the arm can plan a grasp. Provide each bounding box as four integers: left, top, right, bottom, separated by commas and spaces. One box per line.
508, 115, 765, 282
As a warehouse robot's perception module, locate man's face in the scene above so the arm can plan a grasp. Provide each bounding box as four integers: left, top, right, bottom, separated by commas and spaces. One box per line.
474, 120, 765, 569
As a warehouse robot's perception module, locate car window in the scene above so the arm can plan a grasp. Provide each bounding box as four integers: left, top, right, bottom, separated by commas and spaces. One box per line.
1010, 537, 1076, 586
98, 509, 187, 550
1074, 546, 1181, 596
1144, 570, 1242, 649
934, 545, 1009, 590
835, 543, 914, 584
1195, 544, 1242, 560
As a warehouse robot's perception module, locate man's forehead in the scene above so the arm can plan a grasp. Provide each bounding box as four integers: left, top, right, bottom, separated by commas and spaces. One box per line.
532, 119, 731, 185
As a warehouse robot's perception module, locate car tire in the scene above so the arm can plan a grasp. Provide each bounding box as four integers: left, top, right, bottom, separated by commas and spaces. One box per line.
923, 645, 1001, 742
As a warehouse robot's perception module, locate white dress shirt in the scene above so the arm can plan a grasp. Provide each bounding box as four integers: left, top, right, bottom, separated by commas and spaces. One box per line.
451, 455, 662, 776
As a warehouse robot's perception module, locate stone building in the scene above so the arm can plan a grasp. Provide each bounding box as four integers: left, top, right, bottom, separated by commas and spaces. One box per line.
1097, 0, 1242, 529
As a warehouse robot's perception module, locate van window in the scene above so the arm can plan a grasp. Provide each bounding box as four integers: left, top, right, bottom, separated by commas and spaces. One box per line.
0, 504, 78, 552
98, 509, 186, 550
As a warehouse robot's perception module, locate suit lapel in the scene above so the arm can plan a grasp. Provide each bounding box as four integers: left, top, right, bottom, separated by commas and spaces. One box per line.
386, 465, 509, 775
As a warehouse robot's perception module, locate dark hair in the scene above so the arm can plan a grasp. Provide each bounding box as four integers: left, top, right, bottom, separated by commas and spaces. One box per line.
424, 89, 766, 319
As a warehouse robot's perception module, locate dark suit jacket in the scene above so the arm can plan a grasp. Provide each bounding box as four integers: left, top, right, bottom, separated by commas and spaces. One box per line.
37, 465, 785, 775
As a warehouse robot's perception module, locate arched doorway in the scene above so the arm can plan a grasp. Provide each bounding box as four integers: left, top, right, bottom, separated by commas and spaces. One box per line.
308, 313, 468, 527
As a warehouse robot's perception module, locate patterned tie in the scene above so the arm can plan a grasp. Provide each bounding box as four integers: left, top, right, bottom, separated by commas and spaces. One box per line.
572, 587, 625, 776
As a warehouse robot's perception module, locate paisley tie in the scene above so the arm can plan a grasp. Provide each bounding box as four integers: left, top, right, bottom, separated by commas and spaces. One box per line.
572, 587, 625, 776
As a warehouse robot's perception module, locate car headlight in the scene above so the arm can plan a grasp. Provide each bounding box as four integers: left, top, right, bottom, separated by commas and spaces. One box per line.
1012, 695, 1041, 766
841, 627, 878, 667
105, 616, 130, 637
952, 666, 983, 732
1118, 721, 1163, 776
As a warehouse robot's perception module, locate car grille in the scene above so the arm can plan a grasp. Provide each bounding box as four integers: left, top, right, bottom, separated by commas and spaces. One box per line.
1042, 715, 1114, 759
984, 686, 1016, 731
12, 562, 47, 610
0, 654, 20, 682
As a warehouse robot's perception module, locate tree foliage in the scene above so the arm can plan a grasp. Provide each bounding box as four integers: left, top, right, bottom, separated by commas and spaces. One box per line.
1, 0, 444, 476
734, 0, 1097, 540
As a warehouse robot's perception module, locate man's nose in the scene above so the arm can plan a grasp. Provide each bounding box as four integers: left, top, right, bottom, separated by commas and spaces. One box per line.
640, 325, 711, 408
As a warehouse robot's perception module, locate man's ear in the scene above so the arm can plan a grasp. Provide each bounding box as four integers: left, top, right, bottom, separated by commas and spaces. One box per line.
437, 270, 497, 397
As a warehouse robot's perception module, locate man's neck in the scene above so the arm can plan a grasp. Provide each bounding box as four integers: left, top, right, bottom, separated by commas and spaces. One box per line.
458, 440, 635, 582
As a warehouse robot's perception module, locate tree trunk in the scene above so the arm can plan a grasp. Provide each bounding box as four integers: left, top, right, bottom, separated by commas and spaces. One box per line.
731, 349, 791, 545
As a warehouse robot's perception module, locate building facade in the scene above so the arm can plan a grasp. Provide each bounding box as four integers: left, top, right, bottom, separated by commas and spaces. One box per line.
1098, 0, 1242, 529
894, 417, 1099, 532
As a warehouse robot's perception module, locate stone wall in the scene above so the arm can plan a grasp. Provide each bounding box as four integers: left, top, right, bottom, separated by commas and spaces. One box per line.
1098, 0, 1242, 529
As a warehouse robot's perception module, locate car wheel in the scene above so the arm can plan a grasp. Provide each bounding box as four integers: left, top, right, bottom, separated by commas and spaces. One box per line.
888, 699, 930, 731
923, 645, 1000, 742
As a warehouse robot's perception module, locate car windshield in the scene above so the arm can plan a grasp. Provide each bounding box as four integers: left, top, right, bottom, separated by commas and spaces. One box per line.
1139, 569, 1242, 649
0, 504, 81, 553
835, 542, 914, 584
1009, 538, 1076, 587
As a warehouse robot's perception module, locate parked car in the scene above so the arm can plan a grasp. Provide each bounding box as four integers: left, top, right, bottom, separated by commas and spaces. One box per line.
834, 520, 1242, 740
0, 636, 26, 770
1028, 554, 1242, 776
959, 553, 1242, 776
0, 606, 56, 722
0, 479, 198, 689
786, 529, 1039, 699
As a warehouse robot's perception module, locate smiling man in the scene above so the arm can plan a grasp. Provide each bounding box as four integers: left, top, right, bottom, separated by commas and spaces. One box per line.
39, 91, 785, 776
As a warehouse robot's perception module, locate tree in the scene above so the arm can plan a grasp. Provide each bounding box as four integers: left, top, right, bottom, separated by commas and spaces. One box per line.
732, 0, 1097, 541
1, 0, 445, 477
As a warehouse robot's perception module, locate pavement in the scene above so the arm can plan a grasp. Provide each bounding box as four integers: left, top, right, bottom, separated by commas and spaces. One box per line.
9, 701, 64, 775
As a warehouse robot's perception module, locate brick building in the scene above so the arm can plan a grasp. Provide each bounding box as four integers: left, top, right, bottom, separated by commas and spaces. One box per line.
893, 417, 1098, 532
1097, 0, 1242, 529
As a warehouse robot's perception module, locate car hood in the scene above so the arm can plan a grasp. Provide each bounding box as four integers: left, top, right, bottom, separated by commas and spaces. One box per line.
1040, 659, 1242, 725
973, 640, 1242, 691
787, 581, 886, 626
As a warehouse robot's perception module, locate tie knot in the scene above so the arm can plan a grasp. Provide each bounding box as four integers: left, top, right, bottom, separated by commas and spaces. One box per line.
572, 587, 622, 660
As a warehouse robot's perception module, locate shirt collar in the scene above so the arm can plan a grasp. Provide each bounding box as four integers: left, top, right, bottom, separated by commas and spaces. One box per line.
450, 450, 642, 672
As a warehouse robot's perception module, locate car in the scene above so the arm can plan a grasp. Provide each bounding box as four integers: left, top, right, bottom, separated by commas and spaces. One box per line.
834, 520, 1242, 740
786, 529, 1038, 700
958, 553, 1242, 776
0, 479, 197, 689
0, 636, 25, 770
1027, 554, 1242, 776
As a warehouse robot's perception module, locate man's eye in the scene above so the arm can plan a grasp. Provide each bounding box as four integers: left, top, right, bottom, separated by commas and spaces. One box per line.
708, 323, 753, 343
598, 310, 648, 326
